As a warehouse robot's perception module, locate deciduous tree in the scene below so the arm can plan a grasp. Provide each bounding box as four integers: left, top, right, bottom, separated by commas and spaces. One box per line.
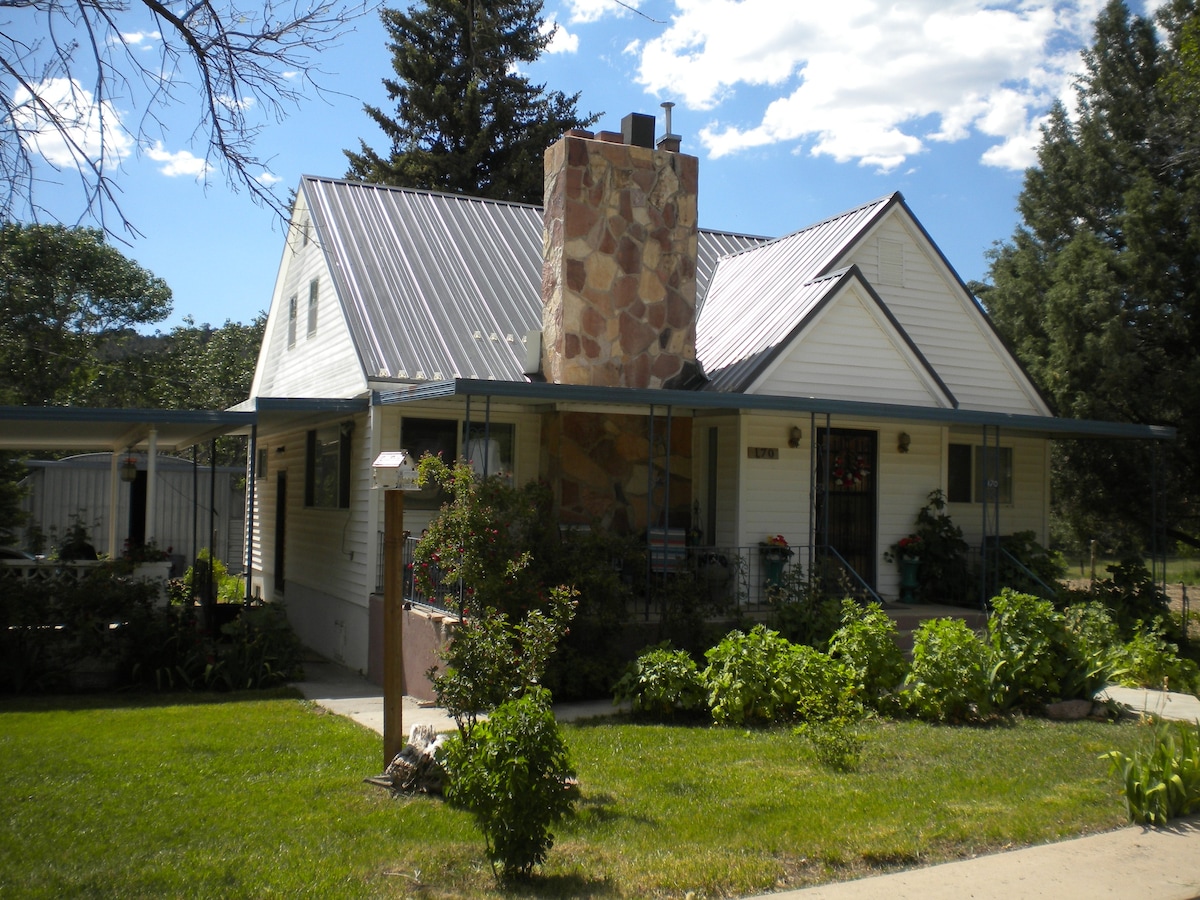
1, 0, 367, 236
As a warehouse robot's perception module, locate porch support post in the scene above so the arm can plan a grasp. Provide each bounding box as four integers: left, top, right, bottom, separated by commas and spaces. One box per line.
645, 405, 655, 620
483, 396, 492, 477
383, 488, 406, 769
245, 424, 257, 602
145, 428, 158, 545
107, 451, 121, 558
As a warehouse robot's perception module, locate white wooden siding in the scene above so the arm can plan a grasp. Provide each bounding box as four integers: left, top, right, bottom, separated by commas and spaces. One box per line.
753, 284, 950, 407
735, 414, 813, 551
849, 214, 1048, 416
252, 196, 367, 400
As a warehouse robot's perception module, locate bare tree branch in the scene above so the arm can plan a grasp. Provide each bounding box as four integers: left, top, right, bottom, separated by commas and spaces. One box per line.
0, 0, 372, 238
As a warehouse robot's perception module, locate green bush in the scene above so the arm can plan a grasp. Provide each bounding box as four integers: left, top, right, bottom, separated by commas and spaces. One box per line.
703, 625, 802, 726
903, 617, 992, 723
1105, 718, 1200, 825
912, 490, 972, 605
443, 687, 577, 881
0, 562, 157, 692
1060, 601, 1128, 697
1058, 558, 1169, 637
611, 643, 706, 720
828, 599, 907, 713
767, 562, 844, 649
1118, 620, 1200, 696
987, 590, 1069, 711
430, 587, 577, 741
702, 624, 857, 727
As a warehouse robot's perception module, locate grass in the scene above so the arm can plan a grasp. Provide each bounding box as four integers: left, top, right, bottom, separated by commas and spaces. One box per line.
0, 691, 1149, 899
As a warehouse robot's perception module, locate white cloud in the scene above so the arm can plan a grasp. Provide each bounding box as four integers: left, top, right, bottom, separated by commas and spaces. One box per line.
218, 95, 256, 112
256, 172, 284, 186
629, 0, 1118, 171
566, 0, 638, 25
120, 30, 161, 47
542, 18, 580, 54
146, 141, 211, 178
11, 77, 133, 169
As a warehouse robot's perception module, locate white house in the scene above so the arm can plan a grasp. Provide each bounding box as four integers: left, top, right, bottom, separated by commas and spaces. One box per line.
238, 114, 1171, 681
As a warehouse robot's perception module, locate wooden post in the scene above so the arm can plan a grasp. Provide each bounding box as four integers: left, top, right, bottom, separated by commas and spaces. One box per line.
383, 489, 406, 769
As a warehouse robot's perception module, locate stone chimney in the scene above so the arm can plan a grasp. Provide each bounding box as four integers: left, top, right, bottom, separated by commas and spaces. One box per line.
540, 113, 699, 389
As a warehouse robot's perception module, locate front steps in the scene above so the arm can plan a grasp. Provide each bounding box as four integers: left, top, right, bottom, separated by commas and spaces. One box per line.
885, 604, 989, 652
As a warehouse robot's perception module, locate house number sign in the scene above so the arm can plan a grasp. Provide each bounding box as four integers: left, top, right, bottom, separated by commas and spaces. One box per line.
747, 447, 779, 460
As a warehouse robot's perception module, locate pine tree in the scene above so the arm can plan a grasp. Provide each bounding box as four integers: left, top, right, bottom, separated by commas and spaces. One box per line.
345, 0, 597, 205
982, 0, 1200, 552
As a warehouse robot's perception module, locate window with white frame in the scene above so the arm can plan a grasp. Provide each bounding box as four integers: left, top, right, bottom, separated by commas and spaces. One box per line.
948, 443, 1013, 504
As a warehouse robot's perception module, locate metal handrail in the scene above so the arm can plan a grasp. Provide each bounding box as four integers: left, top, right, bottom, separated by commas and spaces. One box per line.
819, 545, 885, 606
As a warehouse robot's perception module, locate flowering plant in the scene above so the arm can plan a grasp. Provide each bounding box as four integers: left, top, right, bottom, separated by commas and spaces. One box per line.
886, 534, 923, 562
759, 534, 794, 559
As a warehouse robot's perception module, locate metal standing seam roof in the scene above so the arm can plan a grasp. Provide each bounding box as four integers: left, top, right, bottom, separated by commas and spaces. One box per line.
300, 176, 768, 385
696, 194, 897, 388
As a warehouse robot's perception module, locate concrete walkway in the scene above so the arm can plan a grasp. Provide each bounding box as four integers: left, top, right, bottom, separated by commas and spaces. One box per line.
294, 662, 1200, 900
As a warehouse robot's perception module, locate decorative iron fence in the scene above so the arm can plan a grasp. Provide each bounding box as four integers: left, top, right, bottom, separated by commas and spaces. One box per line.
374, 531, 883, 620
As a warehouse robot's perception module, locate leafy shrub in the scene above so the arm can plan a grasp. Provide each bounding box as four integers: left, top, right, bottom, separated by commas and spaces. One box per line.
1105, 718, 1200, 825
1118, 620, 1200, 696
443, 687, 576, 881
828, 599, 907, 713
903, 617, 992, 722
702, 625, 856, 727
1060, 601, 1128, 697
912, 490, 972, 605
986, 590, 1069, 711
768, 562, 844, 649
0, 563, 157, 692
611, 643, 706, 720
183, 549, 244, 604
1059, 558, 1169, 637
800, 716, 866, 773
703, 625, 801, 726
430, 587, 577, 741
997, 531, 1066, 596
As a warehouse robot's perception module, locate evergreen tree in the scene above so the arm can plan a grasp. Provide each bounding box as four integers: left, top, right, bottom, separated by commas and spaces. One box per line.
982, 0, 1200, 552
345, 0, 598, 204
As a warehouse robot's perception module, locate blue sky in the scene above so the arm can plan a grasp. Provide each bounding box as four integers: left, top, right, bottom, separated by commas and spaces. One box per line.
9, 0, 1167, 332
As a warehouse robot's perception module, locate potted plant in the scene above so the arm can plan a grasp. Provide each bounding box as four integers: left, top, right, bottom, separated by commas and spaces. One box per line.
886, 534, 923, 603
758, 534, 793, 589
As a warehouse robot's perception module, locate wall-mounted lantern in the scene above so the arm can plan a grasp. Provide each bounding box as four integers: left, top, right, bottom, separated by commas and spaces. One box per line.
897, 432, 912, 454
787, 426, 803, 449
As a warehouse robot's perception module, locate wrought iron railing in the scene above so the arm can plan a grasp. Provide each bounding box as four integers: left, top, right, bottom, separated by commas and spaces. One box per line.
374, 532, 882, 620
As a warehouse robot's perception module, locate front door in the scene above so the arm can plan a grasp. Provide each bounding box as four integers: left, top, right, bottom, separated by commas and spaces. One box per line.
814, 428, 878, 588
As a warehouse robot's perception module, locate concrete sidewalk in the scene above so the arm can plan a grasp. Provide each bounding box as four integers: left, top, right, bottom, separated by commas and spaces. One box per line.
294, 662, 1200, 900
292, 660, 621, 734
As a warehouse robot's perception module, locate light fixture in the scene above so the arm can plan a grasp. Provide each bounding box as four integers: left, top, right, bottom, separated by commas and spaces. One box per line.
372, 449, 421, 491
787, 426, 802, 449
897, 432, 911, 454
119, 454, 139, 483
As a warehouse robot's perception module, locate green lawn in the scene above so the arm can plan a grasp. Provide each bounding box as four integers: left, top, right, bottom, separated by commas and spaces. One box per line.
0, 691, 1148, 899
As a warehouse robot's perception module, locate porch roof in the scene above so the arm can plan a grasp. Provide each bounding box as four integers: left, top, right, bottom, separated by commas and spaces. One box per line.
0, 406, 256, 452
371, 378, 1175, 442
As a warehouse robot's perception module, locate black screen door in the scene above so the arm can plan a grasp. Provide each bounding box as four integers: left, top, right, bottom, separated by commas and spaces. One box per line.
814, 428, 878, 588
